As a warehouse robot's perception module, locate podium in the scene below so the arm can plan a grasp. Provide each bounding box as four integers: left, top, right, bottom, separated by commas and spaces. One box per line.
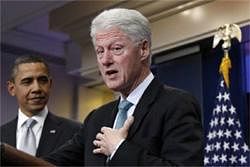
1, 143, 54, 166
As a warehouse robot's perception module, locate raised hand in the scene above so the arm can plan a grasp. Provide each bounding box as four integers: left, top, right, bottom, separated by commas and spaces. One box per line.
93, 116, 134, 156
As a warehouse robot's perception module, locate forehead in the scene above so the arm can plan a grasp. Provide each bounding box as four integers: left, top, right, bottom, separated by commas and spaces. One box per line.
15, 63, 48, 78
94, 28, 132, 45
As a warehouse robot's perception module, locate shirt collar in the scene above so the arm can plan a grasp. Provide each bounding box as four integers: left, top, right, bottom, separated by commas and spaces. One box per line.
17, 106, 48, 130
120, 72, 154, 106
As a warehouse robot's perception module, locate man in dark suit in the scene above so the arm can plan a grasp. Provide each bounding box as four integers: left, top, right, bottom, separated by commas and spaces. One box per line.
1, 55, 81, 157
44, 8, 203, 166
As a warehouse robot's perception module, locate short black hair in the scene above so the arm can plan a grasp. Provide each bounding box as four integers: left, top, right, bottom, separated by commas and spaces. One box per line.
9, 55, 50, 82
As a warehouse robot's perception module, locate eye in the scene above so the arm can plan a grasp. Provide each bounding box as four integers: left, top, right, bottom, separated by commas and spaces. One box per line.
38, 76, 49, 84
20, 78, 33, 86
96, 48, 104, 57
110, 45, 124, 55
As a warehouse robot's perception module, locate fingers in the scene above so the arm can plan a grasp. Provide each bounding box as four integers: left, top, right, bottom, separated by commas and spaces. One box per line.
96, 127, 112, 140
93, 139, 102, 147
121, 116, 134, 132
93, 122, 134, 156
93, 147, 102, 154
93, 146, 109, 155
101, 127, 111, 133
93, 139, 106, 154
93, 138, 109, 155
94, 127, 112, 148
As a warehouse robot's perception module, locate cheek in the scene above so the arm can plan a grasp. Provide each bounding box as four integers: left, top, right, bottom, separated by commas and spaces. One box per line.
97, 60, 104, 70
97, 65, 105, 77
43, 87, 50, 95
15, 87, 30, 97
126, 55, 140, 72
119, 62, 135, 82
18, 93, 27, 100
15, 91, 27, 103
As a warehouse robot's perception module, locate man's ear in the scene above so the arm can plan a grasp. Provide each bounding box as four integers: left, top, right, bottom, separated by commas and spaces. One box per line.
7, 81, 16, 96
140, 40, 150, 61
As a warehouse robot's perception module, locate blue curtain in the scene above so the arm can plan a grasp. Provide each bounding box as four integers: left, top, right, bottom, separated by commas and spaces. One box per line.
152, 24, 250, 145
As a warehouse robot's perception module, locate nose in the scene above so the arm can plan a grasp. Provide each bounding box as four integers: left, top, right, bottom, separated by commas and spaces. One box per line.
100, 50, 113, 67
31, 80, 42, 93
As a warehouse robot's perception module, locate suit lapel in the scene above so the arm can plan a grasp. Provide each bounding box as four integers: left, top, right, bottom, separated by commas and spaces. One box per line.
36, 112, 61, 156
108, 100, 120, 127
128, 79, 162, 138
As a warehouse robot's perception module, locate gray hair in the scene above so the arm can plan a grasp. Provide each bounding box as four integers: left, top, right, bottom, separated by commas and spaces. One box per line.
9, 55, 50, 82
90, 8, 151, 48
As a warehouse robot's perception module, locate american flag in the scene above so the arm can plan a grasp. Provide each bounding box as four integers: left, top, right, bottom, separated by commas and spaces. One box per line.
204, 76, 250, 166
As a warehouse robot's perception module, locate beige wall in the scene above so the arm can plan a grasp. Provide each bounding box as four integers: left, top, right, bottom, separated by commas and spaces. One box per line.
48, 63, 74, 119
151, 0, 250, 53
78, 85, 115, 122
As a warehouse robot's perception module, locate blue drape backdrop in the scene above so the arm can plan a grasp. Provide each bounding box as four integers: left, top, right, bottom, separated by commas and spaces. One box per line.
152, 24, 250, 145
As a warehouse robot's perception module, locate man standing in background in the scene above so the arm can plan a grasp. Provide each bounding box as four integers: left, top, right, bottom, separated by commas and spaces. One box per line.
1, 55, 81, 157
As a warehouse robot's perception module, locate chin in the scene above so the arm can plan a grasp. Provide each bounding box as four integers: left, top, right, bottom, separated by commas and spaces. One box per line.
106, 83, 121, 92
30, 105, 45, 112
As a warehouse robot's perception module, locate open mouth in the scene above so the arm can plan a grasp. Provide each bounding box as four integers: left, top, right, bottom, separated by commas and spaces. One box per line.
106, 70, 118, 76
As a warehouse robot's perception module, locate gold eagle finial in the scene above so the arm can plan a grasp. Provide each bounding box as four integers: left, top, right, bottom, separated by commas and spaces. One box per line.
213, 24, 242, 88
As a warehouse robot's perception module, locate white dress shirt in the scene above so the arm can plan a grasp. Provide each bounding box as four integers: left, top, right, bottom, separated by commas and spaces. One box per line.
16, 106, 48, 150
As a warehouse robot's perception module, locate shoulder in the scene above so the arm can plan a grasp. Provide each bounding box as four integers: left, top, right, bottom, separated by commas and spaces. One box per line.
89, 100, 117, 115
95, 100, 118, 112
162, 84, 196, 100
149, 79, 198, 104
1, 118, 17, 141
47, 112, 81, 129
0, 118, 17, 130
84, 100, 118, 123
153, 80, 201, 113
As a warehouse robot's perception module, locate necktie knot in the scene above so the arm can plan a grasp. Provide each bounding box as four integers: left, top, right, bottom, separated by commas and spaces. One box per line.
25, 118, 37, 128
118, 100, 133, 112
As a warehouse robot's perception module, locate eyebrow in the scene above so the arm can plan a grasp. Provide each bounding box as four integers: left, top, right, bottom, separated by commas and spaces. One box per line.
20, 77, 33, 82
20, 75, 49, 81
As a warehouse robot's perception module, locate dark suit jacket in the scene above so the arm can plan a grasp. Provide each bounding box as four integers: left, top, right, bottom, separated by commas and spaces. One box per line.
45, 79, 204, 166
1, 112, 81, 157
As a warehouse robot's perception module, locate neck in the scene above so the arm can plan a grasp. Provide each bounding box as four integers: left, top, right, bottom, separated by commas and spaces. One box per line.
21, 109, 43, 117
121, 68, 151, 97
